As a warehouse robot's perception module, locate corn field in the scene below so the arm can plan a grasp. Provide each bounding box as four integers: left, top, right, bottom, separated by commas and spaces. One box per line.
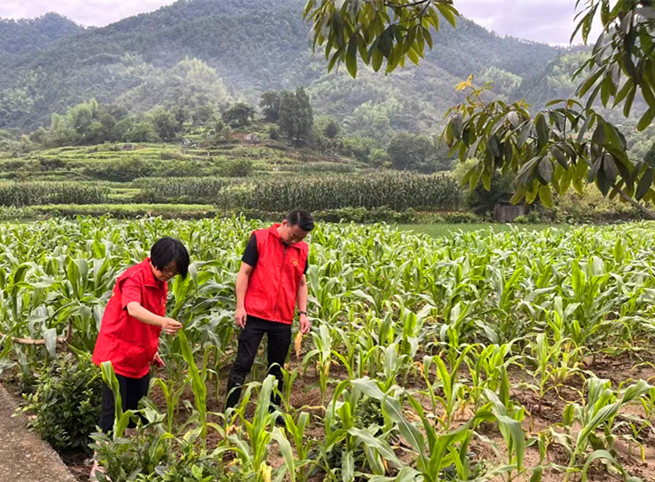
133, 177, 236, 203
215, 172, 462, 211
1, 218, 655, 481
0, 182, 108, 206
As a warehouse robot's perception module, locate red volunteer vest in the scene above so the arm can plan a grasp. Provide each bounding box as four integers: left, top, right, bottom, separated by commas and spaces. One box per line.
92, 258, 167, 378
244, 224, 308, 324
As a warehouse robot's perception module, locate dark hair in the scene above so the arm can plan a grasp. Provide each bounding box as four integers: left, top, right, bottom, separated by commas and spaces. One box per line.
150, 237, 190, 277
286, 210, 315, 232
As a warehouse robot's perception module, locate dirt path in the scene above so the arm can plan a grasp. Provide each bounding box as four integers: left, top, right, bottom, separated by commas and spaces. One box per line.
0, 383, 77, 482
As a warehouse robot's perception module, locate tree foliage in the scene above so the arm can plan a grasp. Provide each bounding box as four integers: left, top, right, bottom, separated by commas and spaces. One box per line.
222, 103, 255, 128
277, 87, 314, 143
388, 132, 442, 173
304, 0, 458, 76
305, 0, 655, 210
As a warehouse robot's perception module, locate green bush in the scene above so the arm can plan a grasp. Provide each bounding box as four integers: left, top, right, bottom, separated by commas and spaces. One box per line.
85, 158, 212, 182
219, 158, 252, 177
23, 353, 102, 452
443, 212, 482, 224
557, 185, 640, 223
159, 150, 189, 161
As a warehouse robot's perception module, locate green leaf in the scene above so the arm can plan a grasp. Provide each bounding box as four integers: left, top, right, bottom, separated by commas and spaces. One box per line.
581, 450, 617, 482
538, 185, 553, 207
636, 168, 653, 200
538, 159, 554, 183
551, 146, 568, 168
435, 4, 458, 27
346, 34, 358, 78
637, 107, 655, 131
383, 396, 424, 453
536, 115, 549, 147
43, 328, 58, 359
487, 135, 501, 158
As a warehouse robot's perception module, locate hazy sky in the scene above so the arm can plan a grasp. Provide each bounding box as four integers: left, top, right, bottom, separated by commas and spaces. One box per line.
0, 0, 594, 46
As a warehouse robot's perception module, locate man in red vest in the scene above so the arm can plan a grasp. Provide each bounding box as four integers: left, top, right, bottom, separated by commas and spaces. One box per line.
225, 210, 314, 412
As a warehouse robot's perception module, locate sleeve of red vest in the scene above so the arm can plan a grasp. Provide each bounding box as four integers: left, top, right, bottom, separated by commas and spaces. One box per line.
121, 274, 142, 309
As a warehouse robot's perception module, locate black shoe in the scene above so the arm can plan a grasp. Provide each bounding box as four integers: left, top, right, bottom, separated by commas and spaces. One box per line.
274, 414, 286, 427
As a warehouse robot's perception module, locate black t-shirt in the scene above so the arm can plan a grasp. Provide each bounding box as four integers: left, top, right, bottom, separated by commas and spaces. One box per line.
242, 234, 309, 274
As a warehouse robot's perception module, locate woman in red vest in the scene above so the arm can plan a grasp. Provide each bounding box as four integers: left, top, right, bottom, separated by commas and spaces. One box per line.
90, 237, 189, 476
225, 210, 314, 412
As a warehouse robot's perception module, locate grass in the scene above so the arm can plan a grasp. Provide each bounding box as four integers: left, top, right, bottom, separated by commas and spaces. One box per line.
398, 223, 571, 237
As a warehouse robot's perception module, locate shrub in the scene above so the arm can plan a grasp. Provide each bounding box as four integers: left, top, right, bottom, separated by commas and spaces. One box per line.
443, 212, 482, 224
23, 353, 102, 452
220, 158, 252, 177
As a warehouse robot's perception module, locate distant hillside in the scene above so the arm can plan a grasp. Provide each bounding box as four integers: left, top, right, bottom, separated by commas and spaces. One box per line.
0, 13, 83, 57
0, 0, 564, 134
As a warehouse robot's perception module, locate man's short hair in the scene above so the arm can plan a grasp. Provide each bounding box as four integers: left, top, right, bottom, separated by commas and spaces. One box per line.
151, 237, 190, 277
286, 210, 315, 232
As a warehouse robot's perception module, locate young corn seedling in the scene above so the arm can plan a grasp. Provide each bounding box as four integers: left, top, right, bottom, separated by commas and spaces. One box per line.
228, 375, 281, 482
274, 411, 314, 482
483, 389, 527, 481
418, 347, 472, 429
322, 378, 402, 481
466, 342, 519, 411
302, 323, 335, 406
561, 377, 651, 481
524, 333, 585, 412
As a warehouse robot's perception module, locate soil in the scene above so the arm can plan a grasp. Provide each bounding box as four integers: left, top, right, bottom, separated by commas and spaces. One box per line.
0, 382, 77, 482
3, 350, 655, 481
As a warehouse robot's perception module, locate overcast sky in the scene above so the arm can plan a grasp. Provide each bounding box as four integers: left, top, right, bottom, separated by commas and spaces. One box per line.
0, 0, 595, 46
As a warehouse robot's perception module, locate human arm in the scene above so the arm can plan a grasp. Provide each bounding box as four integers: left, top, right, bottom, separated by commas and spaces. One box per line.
235, 262, 254, 329
126, 302, 182, 335
297, 274, 310, 334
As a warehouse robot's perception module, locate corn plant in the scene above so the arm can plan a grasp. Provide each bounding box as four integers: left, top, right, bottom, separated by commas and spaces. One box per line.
302, 323, 335, 405
418, 348, 472, 429
559, 377, 652, 481
523, 333, 585, 411
227, 375, 284, 482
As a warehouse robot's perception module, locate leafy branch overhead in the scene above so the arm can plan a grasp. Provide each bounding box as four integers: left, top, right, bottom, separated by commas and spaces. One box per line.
303, 0, 458, 77
304, 0, 655, 211
442, 83, 643, 209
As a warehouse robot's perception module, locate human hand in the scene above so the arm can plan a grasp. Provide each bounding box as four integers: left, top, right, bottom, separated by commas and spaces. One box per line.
235, 307, 247, 329
299, 314, 311, 335
152, 352, 166, 367
161, 317, 182, 335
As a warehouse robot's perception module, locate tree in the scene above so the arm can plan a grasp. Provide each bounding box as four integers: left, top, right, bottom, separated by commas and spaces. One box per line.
222, 103, 255, 128
324, 118, 340, 139
149, 107, 180, 141
304, 0, 655, 215
387, 133, 437, 173
278, 87, 314, 144
260, 91, 282, 122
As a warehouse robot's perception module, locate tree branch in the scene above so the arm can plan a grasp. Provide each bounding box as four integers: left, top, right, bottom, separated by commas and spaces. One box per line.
0, 332, 68, 346
616, 186, 655, 219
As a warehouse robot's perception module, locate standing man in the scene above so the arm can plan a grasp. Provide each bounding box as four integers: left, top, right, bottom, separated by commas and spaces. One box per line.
225, 210, 314, 412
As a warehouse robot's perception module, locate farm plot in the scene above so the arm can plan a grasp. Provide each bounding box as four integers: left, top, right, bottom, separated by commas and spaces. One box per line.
1, 218, 655, 481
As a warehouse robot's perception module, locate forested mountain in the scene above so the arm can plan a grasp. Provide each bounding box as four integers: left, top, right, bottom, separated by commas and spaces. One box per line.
0, 0, 566, 133
0, 13, 83, 57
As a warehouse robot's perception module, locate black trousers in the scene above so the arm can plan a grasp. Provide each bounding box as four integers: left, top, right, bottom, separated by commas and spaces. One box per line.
98, 372, 150, 433
225, 316, 292, 410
